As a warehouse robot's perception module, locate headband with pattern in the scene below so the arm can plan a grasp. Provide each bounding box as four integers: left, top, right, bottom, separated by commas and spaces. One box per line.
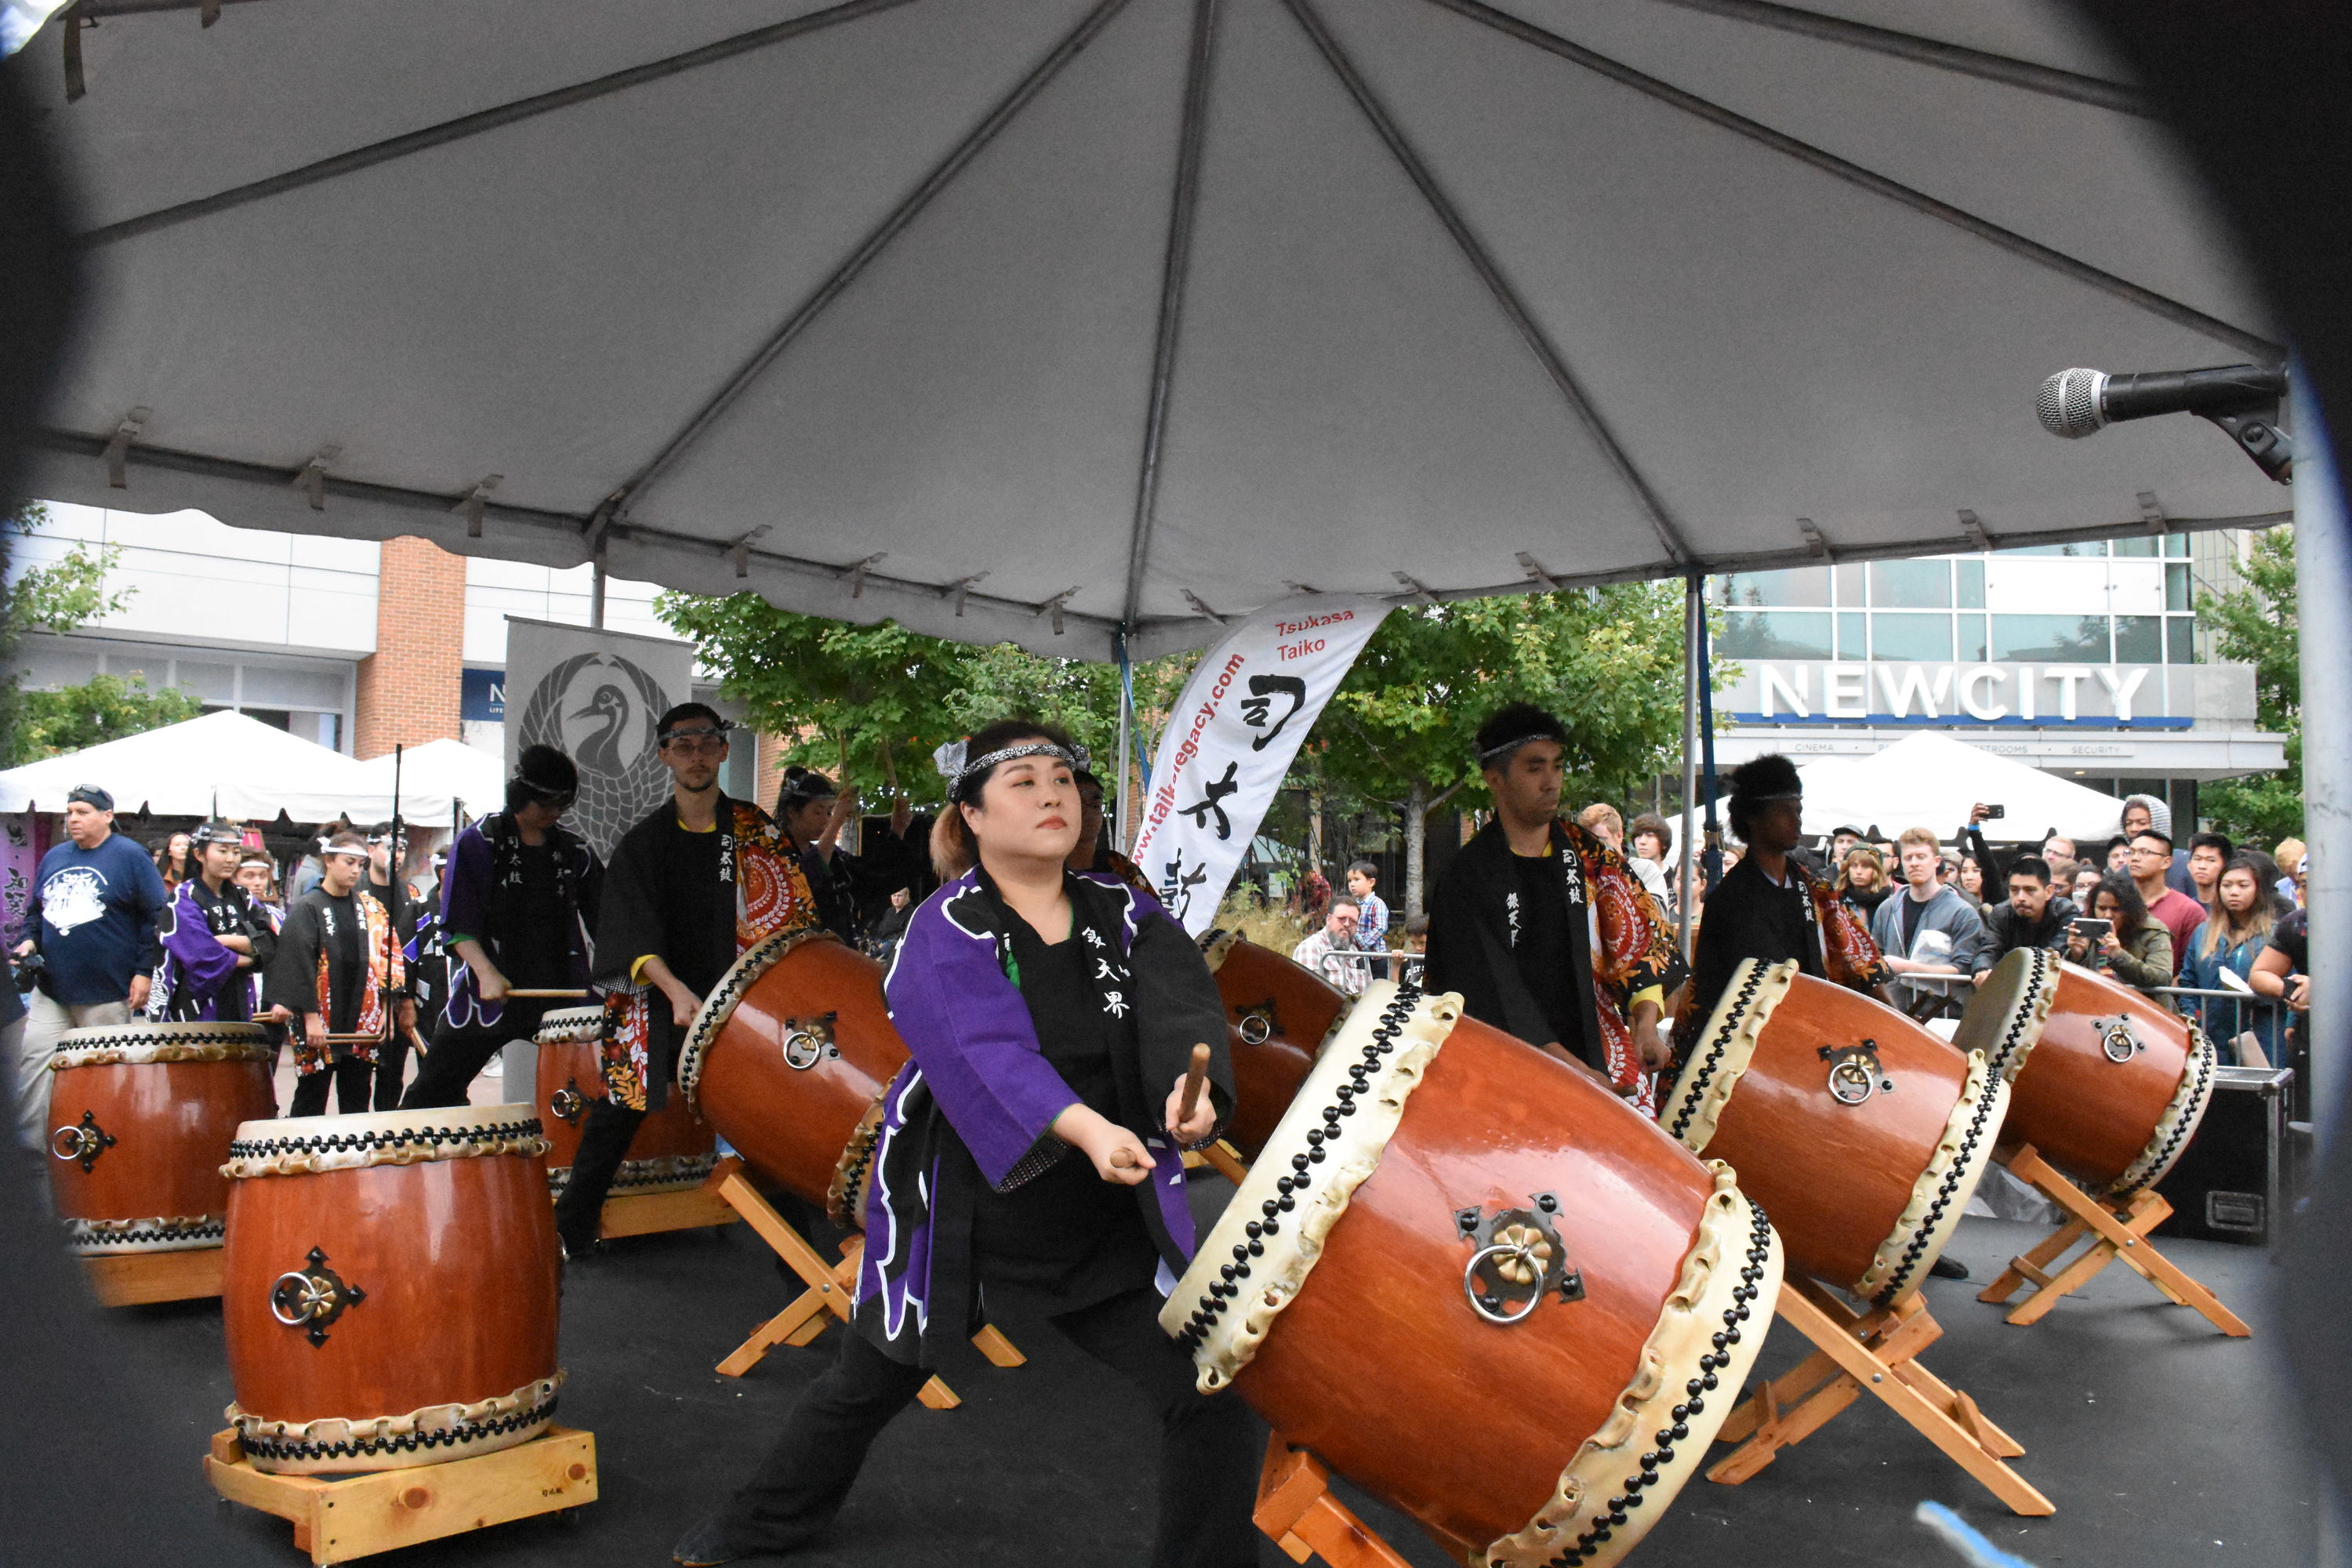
933, 738, 1081, 801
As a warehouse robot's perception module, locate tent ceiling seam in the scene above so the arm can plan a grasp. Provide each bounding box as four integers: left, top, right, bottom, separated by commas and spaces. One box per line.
73, 0, 924, 249
1635, 0, 2150, 117
1119, 0, 1222, 630
1283, 0, 1695, 567
608, 0, 1132, 524
1422, 0, 2282, 361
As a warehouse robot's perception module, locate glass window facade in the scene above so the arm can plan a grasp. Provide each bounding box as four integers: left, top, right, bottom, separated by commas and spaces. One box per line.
1711, 545, 2198, 664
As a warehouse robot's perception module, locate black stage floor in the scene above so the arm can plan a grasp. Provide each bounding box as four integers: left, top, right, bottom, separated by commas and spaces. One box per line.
103, 1191, 2316, 1568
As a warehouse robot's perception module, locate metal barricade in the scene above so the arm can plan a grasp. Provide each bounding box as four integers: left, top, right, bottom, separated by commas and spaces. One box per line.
2153, 985, 2294, 1072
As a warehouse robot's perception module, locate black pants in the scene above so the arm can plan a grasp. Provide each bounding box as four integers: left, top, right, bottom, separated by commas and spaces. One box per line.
551, 1096, 644, 1250
369, 1033, 410, 1111
289, 1058, 372, 1116
401, 999, 559, 1110
713, 1287, 1260, 1568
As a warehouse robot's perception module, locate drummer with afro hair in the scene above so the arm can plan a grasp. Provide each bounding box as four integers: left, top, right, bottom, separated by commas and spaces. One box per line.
1423, 702, 1687, 1117
1672, 752, 1892, 1058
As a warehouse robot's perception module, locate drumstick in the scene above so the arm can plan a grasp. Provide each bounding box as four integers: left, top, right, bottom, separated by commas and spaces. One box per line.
1110, 1147, 1144, 1170
1178, 1043, 1211, 1127
503, 989, 590, 998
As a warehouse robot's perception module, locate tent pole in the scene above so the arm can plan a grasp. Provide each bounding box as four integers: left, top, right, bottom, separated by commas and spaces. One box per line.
590, 561, 607, 630
1114, 626, 1134, 855
1677, 574, 1702, 956
2293, 371, 2349, 1148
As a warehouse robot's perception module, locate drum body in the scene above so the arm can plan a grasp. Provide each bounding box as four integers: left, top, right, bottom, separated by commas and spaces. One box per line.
1167, 982, 1780, 1568
1955, 949, 2217, 1195
1200, 931, 1348, 1158
221, 1105, 562, 1475
680, 929, 906, 1219
45, 1022, 276, 1255
531, 1006, 715, 1196
1661, 961, 2005, 1305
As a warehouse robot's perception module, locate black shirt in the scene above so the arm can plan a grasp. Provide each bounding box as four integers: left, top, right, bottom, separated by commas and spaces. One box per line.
1512, 851, 1588, 1068
967, 913, 1157, 1310
654, 823, 728, 996
503, 841, 572, 988
1686, 855, 1820, 1029
2274, 909, 2308, 972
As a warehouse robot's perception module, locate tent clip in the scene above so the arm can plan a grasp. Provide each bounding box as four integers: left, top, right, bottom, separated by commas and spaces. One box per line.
1282, 581, 1319, 597
730, 525, 771, 579
292, 445, 342, 512
1957, 509, 1993, 553
452, 474, 502, 539
1181, 590, 1228, 626
1392, 571, 1439, 605
1798, 518, 1833, 559
1036, 587, 1082, 636
840, 554, 887, 600
1515, 552, 1561, 592
2137, 491, 2167, 534
102, 406, 151, 490
944, 573, 990, 618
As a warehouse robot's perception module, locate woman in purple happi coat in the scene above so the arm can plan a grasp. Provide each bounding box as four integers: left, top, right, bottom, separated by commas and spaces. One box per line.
152, 821, 274, 1022
675, 720, 1260, 1568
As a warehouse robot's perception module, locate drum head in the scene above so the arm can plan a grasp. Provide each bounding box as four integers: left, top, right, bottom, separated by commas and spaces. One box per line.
53, 1019, 271, 1069
532, 1005, 607, 1044
1948, 946, 2060, 1083
230, 1102, 542, 1156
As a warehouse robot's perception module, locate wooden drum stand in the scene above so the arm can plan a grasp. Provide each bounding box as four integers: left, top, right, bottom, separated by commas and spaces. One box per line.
1976, 1144, 2250, 1336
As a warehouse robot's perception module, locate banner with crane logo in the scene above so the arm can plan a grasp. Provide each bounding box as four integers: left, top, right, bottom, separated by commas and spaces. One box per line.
503, 618, 695, 859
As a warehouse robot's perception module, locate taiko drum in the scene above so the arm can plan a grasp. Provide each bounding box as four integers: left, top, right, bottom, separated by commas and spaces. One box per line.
532, 1005, 716, 1196
1661, 960, 2006, 1305
221, 1104, 563, 1475
1955, 947, 2218, 1195
1167, 981, 1781, 1568
1200, 931, 1348, 1158
679, 929, 908, 1221
46, 1021, 277, 1255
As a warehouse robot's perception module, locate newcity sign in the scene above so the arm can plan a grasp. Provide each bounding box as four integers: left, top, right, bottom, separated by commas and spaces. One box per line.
1722, 662, 2233, 728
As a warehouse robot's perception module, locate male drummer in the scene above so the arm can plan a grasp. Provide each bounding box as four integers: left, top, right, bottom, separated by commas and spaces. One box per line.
1423, 703, 1685, 1116
154, 820, 275, 1022
266, 832, 413, 1117
401, 746, 604, 1110
554, 705, 815, 1257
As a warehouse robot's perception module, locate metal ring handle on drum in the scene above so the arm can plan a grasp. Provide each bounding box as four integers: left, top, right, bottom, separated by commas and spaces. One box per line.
268, 1247, 365, 1346
49, 1109, 115, 1171
1238, 1013, 1273, 1047
549, 1082, 586, 1124
1463, 1242, 1546, 1325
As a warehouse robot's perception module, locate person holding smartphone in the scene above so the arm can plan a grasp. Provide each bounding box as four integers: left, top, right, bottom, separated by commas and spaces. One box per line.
2063, 873, 2175, 1002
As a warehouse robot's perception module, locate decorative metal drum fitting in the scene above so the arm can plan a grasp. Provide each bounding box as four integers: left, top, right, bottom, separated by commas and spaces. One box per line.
1457, 1195, 1583, 1325
2098, 1018, 2144, 1064
50, 1109, 116, 1171
780, 1013, 841, 1071
1818, 1040, 1893, 1105
1236, 1000, 1278, 1047
270, 1247, 366, 1347
549, 1080, 586, 1124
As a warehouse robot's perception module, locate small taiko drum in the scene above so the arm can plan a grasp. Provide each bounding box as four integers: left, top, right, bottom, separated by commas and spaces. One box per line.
1955, 948, 2218, 1196
680, 929, 907, 1223
1661, 960, 2006, 1306
533, 1004, 717, 1196
1200, 931, 1348, 1158
45, 1020, 276, 1256
220, 1104, 562, 1475
1167, 982, 1781, 1568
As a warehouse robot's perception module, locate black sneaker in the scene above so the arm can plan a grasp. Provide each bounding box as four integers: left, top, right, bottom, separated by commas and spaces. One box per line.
672, 1513, 746, 1566
1929, 1254, 1969, 1280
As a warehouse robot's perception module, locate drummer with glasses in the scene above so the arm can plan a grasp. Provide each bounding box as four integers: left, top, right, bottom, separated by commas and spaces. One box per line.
671, 717, 1253, 1568
401, 745, 603, 1109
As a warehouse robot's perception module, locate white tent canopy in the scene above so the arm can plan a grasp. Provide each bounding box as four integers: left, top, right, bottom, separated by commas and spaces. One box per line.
1794, 730, 2122, 844
0, 710, 459, 822
13, 0, 2286, 661
350, 738, 507, 823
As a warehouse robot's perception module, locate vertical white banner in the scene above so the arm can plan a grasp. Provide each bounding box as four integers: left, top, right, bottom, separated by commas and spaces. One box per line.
1131, 597, 1389, 934
503, 617, 696, 861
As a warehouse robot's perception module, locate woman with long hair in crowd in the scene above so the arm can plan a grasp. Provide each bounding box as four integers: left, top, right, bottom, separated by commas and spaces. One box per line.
2180, 854, 2281, 1063
2065, 872, 2175, 1003
1835, 844, 1892, 920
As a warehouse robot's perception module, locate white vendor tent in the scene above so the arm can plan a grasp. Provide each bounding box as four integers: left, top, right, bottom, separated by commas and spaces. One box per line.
350, 738, 507, 823
0, 710, 458, 822
13, 0, 2287, 660
1795, 730, 2123, 844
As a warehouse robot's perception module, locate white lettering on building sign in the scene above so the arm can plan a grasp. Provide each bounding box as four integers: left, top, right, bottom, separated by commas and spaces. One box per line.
1752, 664, 2149, 724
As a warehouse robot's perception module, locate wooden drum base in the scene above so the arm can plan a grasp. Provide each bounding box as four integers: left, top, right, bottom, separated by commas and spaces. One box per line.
1976, 1145, 2249, 1337
590, 1178, 739, 1242
1254, 1435, 1414, 1568
205, 1425, 597, 1565
82, 1246, 225, 1307
709, 1163, 1025, 1411
1709, 1277, 2053, 1517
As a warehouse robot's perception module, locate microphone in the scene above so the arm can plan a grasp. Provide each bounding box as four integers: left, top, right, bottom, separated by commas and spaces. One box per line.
2036, 362, 2292, 482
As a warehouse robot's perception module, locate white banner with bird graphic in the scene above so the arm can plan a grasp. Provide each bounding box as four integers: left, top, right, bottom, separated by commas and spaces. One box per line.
503, 618, 696, 859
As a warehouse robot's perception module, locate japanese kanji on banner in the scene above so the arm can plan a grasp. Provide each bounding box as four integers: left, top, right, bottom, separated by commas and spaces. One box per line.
1131, 595, 1390, 934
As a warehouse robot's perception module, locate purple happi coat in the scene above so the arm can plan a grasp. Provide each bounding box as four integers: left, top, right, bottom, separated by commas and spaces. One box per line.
154, 880, 267, 1022
854, 867, 1233, 1366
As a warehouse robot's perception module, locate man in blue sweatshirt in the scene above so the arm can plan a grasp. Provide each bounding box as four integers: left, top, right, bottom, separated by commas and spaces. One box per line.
9, 785, 169, 1152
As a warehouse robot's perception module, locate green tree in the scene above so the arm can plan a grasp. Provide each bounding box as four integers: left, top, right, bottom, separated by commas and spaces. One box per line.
0, 499, 139, 764
12, 672, 204, 761
2198, 527, 2302, 845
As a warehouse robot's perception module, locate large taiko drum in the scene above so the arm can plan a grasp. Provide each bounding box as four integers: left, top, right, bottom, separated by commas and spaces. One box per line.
45, 1020, 277, 1256
1166, 982, 1781, 1568
1955, 947, 2218, 1195
679, 929, 907, 1222
1200, 931, 1348, 1158
220, 1105, 563, 1475
532, 1005, 717, 1196
1660, 960, 2006, 1306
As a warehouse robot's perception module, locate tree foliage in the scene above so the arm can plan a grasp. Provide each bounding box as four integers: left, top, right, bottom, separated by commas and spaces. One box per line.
1, 500, 139, 765
2197, 527, 2302, 845
11, 672, 205, 762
